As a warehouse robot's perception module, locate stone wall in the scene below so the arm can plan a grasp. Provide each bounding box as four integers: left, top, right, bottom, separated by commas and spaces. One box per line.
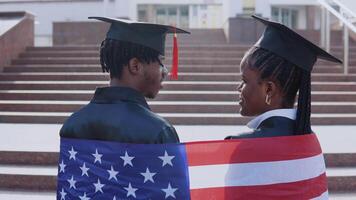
0, 12, 34, 71
53, 21, 109, 45
227, 16, 356, 46
227, 16, 265, 44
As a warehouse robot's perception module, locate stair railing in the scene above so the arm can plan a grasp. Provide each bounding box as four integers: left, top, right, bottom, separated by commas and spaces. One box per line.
318, 0, 356, 74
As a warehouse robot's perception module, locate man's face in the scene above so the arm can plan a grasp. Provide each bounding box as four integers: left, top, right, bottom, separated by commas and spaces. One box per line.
141, 57, 168, 99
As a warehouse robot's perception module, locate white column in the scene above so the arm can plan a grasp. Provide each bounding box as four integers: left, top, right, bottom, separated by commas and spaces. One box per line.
320, 6, 325, 47
325, 10, 330, 52
343, 24, 349, 74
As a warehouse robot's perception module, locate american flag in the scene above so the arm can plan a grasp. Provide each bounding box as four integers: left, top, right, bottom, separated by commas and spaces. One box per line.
57, 134, 327, 199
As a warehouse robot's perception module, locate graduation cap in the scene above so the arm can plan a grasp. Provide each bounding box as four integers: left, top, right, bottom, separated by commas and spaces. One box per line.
252, 15, 342, 72
89, 16, 190, 79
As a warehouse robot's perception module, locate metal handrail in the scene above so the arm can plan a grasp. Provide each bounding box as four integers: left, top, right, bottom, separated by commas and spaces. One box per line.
318, 0, 356, 32
334, 0, 356, 21
318, 0, 356, 74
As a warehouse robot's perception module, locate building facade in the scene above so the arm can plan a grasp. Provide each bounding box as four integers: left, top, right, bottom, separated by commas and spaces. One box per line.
0, 0, 353, 45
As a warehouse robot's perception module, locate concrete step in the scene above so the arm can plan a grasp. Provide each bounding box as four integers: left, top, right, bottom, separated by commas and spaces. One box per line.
1, 90, 356, 102
24, 45, 356, 52
20, 51, 248, 58
3, 65, 241, 73
3, 65, 350, 74
1, 101, 356, 113
11, 57, 242, 65
26, 45, 253, 52
1, 151, 355, 167
0, 174, 56, 191
10, 57, 348, 66
0, 81, 356, 91
324, 154, 356, 167
0, 112, 356, 125
2, 72, 356, 82
18, 50, 356, 58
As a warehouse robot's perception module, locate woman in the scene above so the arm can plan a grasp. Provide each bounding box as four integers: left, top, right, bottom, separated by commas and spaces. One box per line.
223, 16, 338, 199
226, 15, 342, 139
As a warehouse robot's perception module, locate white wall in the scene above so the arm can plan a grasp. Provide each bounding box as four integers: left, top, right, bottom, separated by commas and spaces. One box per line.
188, 4, 224, 28
0, 0, 239, 35
0, 0, 330, 45
268, 0, 318, 6
128, 0, 226, 23
255, 0, 271, 18
255, 0, 319, 19
0, 2, 97, 35
0, 1, 129, 36
0, 0, 130, 45
338, 0, 356, 15
221, 0, 242, 25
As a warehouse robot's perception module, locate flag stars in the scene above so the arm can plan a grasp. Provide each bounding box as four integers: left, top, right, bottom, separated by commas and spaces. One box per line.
107, 165, 119, 181
124, 183, 138, 198
80, 162, 90, 177
67, 176, 77, 189
79, 192, 90, 200
159, 151, 175, 167
92, 149, 103, 164
59, 160, 66, 173
93, 179, 105, 193
162, 183, 178, 199
120, 151, 134, 167
140, 168, 156, 183
68, 146, 77, 160
59, 188, 67, 200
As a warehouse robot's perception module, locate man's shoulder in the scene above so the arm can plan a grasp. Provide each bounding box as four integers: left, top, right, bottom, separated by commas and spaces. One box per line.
60, 101, 178, 143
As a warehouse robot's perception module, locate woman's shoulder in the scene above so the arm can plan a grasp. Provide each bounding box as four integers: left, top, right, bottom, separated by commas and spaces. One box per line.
225, 116, 296, 139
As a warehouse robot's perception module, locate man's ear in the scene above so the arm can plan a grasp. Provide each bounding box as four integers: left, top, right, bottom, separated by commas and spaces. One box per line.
127, 58, 142, 75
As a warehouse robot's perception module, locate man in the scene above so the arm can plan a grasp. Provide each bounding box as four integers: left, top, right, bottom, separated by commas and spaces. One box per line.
60, 17, 189, 143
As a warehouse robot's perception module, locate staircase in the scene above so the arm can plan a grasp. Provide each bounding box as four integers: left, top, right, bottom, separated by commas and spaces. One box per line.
1, 45, 356, 125
0, 28, 356, 198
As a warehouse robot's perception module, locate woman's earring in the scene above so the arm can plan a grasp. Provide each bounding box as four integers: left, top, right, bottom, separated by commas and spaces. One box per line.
265, 95, 271, 105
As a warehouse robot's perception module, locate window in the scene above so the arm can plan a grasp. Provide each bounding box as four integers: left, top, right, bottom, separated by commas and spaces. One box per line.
138, 10, 147, 22
271, 7, 298, 29
138, 5, 189, 28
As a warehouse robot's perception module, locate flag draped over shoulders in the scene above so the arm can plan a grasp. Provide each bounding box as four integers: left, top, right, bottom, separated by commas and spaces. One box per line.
57, 134, 327, 200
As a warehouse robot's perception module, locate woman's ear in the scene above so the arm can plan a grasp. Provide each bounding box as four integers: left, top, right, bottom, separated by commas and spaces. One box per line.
265, 80, 279, 97
127, 58, 141, 75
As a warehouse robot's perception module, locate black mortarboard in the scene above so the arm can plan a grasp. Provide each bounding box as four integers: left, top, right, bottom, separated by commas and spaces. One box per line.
252, 15, 342, 72
88, 16, 190, 56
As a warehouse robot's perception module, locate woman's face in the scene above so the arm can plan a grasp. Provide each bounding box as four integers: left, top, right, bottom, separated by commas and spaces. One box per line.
238, 61, 269, 116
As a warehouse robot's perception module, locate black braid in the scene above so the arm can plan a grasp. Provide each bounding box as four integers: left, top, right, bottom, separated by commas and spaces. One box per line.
296, 71, 312, 134
243, 46, 312, 134
99, 39, 161, 79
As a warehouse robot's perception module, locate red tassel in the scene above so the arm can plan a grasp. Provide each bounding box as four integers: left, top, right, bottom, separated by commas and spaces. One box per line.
170, 32, 179, 80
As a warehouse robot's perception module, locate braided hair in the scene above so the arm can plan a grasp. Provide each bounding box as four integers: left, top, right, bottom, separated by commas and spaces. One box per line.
243, 46, 312, 134
99, 39, 161, 79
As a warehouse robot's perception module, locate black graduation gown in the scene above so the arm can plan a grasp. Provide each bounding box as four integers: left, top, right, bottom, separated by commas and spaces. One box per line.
60, 86, 179, 144
225, 116, 297, 139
